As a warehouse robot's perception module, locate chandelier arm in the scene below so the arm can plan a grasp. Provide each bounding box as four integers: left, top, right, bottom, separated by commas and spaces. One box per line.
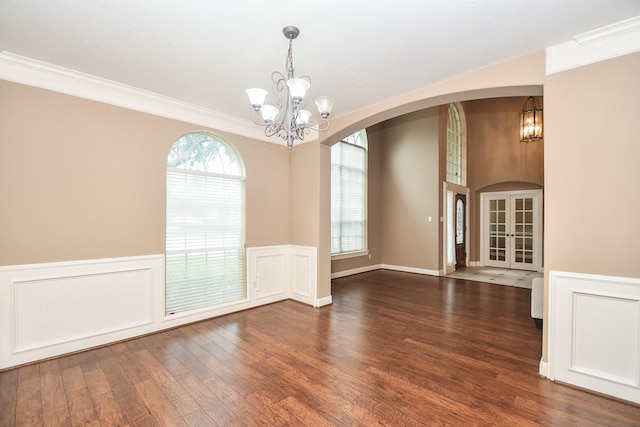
249, 111, 268, 126
304, 118, 331, 132
272, 71, 287, 92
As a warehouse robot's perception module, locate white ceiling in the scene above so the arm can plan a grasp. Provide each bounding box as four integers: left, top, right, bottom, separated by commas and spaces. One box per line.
1, 0, 640, 123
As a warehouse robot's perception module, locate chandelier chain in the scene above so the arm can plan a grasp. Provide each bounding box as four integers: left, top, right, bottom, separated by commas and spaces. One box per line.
285, 38, 295, 79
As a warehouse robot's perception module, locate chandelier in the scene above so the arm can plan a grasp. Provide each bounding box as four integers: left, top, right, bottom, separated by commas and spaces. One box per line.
246, 26, 334, 149
519, 96, 543, 142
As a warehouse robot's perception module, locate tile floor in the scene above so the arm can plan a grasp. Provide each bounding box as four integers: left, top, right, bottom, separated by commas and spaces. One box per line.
447, 266, 542, 289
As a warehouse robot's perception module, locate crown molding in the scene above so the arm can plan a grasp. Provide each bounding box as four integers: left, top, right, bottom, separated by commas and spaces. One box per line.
0, 51, 280, 143
546, 16, 640, 75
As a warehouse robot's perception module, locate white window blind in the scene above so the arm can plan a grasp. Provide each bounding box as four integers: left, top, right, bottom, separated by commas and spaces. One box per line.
331, 131, 367, 255
166, 133, 245, 315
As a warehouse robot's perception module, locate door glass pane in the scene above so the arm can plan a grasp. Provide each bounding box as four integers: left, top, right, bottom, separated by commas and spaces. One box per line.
456, 199, 464, 244
525, 198, 533, 210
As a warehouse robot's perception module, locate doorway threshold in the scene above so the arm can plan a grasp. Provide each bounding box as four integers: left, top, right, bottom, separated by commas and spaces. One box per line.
447, 267, 542, 289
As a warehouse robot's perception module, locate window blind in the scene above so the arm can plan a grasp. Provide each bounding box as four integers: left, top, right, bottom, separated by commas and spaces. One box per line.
165, 169, 245, 314
331, 141, 366, 254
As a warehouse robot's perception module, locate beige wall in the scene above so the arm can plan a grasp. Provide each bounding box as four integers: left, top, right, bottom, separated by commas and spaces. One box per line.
380, 108, 441, 271
544, 52, 640, 279
0, 81, 291, 266
463, 96, 545, 261
289, 140, 332, 298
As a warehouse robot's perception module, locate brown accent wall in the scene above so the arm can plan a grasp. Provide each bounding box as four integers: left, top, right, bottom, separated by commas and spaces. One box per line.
463, 96, 545, 262
0, 81, 291, 266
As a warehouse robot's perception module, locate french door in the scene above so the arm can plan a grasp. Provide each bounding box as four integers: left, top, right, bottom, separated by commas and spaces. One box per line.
481, 190, 542, 271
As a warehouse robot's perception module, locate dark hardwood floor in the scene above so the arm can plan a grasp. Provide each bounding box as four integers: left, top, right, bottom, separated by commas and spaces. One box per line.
1, 270, 639, 426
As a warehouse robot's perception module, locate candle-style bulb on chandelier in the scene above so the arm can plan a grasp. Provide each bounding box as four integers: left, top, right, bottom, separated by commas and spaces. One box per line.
246, 26, 334, 149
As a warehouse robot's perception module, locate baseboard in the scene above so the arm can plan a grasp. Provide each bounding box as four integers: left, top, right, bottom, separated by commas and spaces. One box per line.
315, 295, 333, 307
331, 264, 382, 279
539, 359, 549, 378
381, 264, 441, 277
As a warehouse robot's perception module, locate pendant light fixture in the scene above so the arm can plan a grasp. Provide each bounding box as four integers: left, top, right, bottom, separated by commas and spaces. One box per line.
246, 26, 334, 149
520, 96, 543, 142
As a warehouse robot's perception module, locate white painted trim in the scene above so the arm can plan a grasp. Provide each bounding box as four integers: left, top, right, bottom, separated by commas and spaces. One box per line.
331, 264, 382, 279
247, 245, 321, 307
289, 245, 318, 306
549, 270, 640, 404
331, 250, 370, 261
315, 296, 333, 308
479, 189, 543, 272
0, 247, 326, 368
539, 359, 549, 379
0, 255, 164, 368
442, 182, 471, 273
381, 264, 441, 277
0, 51, 287, 144
546, 16, 640, 75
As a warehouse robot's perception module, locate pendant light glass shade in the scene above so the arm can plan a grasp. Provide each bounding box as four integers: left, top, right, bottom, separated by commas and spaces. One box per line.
286, 78, 311, 101
315, 96, 335, 118
260, 104, 279, 123
245, 88, 268, 110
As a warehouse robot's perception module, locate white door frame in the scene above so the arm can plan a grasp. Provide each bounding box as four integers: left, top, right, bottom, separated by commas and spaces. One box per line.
480, 189, 543, 272
443, 182, 470, 274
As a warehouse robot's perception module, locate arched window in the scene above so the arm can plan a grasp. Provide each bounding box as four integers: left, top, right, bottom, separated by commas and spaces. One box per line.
166, 132, 245, 315
446, 103, 466, 186
331, 130, 368, 256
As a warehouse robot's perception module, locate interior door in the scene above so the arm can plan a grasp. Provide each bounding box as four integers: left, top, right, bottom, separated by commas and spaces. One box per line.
455, 194, 466, 269
483, 191, 541, 271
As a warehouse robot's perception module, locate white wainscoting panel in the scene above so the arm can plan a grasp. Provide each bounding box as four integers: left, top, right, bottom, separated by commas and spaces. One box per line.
246, 245, 319, 307
247, 247, 288, 304
549, 271, 640, 404
1, 247, 324, 369
0, 255, 163, 369
14, 269, 153, 353
290, 246, 317, 306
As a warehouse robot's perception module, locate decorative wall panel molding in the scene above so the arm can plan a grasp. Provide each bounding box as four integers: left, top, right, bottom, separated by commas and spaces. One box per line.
0, 246, 322, 369
0, 255, 164, 369
290, 246, 317, 306
549, 270, 640, 404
